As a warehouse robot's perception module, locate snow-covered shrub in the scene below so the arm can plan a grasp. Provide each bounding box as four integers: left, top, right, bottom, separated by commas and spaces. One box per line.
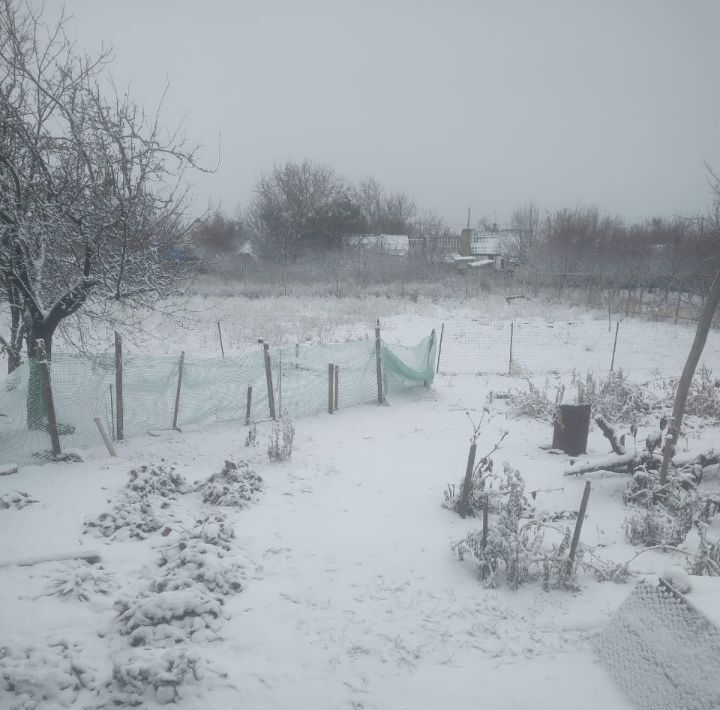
580, 369, 658, 422
84, 463, 188, 540
106, 648, 203, 706
195, 460, 263, 508
116, 588, 223, 647
155, 538, 243, 596
453, 464, 578, 589
0, 639, 96, 709
0, 491, 36, 510
84, 504, 162, 540
683, 365, 720, 420
267, 415, 295, 462
507, 380, 562, 420
691, 524, 720, 576
126, 463, 188, 501
46, 562, 115, 602
192, 515, 236, 550
244, 423, 258, 447
623, 466, 697, 546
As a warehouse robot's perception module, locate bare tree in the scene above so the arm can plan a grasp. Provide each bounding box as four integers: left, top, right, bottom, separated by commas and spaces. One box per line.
354, 176, 415, 235
0, 0, 202, 421
247, 159, 353, 261
509, 202, 541, 263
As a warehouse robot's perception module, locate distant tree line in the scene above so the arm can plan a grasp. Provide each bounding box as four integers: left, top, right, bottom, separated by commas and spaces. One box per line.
191, 159, 448, 262
509, 201, 720, 289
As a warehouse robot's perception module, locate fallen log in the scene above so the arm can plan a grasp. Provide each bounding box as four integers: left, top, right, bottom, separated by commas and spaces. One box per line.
563, 449, 720, 478
564, 452, 640, 476
595, 415, 626, 455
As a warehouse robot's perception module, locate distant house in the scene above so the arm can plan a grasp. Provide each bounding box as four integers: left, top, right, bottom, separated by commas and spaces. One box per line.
459, 227, 518, 271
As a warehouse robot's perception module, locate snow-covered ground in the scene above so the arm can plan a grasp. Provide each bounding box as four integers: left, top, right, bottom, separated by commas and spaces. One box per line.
1, 297, 719, 709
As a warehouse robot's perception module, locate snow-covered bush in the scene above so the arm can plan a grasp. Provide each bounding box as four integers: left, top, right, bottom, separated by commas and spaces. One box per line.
244, 423, 258, 447
192, 515, 236, 550
46, 562, 115, 602
691, 524, 720, 576
580, 369, 658, 422
267, 415, 295, 462
453, 464, 579, 589
115, 588, 223, 647
155, 538, 243, 596
0, 491, 36, 510
0, 639, 96, 709
84, 463, 188, 540
195, 460, 263, 508
507, 380, 562, 420
84, 504, 162, 540
106, 648, 204, 706
126, 463, 188, 500
681, 365, 720, 420
623, 466, 697, 546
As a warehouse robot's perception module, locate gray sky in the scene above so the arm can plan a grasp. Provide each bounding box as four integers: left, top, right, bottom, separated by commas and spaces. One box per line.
45, 0, 720, 228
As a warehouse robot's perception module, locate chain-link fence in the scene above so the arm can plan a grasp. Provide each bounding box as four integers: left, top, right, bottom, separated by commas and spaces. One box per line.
0, 332, 436, 468
595, 580, 720, 710
436, 317, 717, 377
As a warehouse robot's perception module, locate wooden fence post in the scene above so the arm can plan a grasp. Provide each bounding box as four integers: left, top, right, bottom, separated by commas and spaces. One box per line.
482, 495, 489, 548
508, 321, 515, 375
35, 339, 61, 457
109, 385, 115, 441
94, 417, 117, 457
375, 319, 384, 404
334, 364, 339, 411
457, 442, 477, 519
114, 332, 124, 441
675, 280, 683, 325
567, 481, 591, 575
217, 321, 225, 359
263, 343, 276, 420
172, 351, 185, 430
610, 322, 620, 371
328, 363, 334, 414
436, 322, 445, 374
245, 385, 252, 426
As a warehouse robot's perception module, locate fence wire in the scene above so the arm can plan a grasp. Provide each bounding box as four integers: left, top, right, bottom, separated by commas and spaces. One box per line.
0, 332, 436, 468
436, 318, 717, 377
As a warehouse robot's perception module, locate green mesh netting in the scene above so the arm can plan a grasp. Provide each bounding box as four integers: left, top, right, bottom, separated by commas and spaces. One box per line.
0, 331, 436, 467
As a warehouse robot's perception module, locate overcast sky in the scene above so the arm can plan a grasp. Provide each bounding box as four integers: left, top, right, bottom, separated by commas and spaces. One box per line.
43, 0, 720, 228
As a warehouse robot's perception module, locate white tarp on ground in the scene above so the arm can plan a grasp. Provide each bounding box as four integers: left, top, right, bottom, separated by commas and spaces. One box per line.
595, 578, 720, 710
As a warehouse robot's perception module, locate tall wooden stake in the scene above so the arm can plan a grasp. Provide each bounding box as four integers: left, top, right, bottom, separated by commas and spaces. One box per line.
567, 481, 591, 574
610, 321, 620, 371
35, 339, 61, 457
482, 495, 489, 548
263, 343, 276, 420
334, 364, 339, 411
508, 321, 515, 375
328, 363, 334, 414
436, 322, 445, 374
217, 321, 225, 359
109, 385, 115, 440
458, 443, 477, 519
375, 319, 384, 404
675, 280, 683, 325
94, 417, 117, 457
114, 332, 124, 441
245, 385, 253, 426
172, 351, 185, 430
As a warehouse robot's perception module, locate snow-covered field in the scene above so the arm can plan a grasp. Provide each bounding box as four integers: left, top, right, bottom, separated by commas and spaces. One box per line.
1, 295, 719, 709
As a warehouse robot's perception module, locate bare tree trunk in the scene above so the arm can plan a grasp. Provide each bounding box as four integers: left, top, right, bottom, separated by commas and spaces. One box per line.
659, 270, 720, 484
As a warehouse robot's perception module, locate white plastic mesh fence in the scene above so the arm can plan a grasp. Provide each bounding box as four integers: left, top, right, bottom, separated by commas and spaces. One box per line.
595, 580, 720, 710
